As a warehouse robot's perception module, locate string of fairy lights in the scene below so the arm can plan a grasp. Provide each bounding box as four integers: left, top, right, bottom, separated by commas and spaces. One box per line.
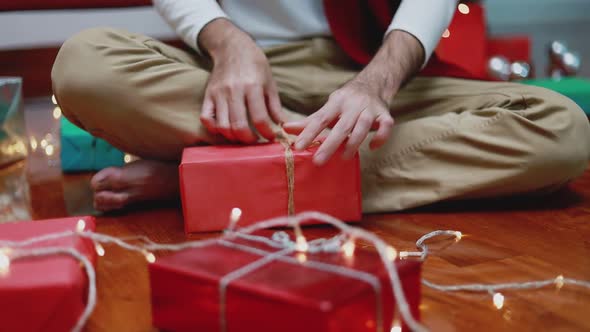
1, 210, 589, 332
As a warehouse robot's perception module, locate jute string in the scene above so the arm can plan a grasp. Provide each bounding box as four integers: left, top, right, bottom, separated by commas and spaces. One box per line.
275, 128, 296, 216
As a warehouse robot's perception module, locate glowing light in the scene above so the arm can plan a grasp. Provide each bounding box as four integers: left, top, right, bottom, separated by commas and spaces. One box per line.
144, 251, 156, 263
399, 251, 409, 259
442, 29, 451, 38
493, 292, 505, 309
454, 231, 463, 241
53, 107, 62, 119
95, 243, 105, 257
44, 145, 54, 156
230, 207, 242, 223
76, 219, 86, 233
0, 249, 11, 276
51, 94, 57, 105
342, 239, 356, 258
124, 154, 133, 163
296, 252, 307, 263
386, 246, 398, 260
390, 322, 402, 332
295, 235, 309, 252
30, 136, 38, 151
0, 248, 11, 277
555, 275, 564, 289
458, 3, 470, 14
40, 139, 48, 148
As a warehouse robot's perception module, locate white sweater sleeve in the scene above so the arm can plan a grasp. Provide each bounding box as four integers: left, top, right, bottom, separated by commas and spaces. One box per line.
153, 0, 228, 53
386, 0, 458, 67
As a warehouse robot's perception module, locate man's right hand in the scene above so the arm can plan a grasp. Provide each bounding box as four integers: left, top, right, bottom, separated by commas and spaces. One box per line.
198, 18, 284, 143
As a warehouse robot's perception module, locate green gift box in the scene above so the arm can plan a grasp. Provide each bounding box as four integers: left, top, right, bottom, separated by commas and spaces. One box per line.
60, 117, 125, 172
522, 77, 590, 116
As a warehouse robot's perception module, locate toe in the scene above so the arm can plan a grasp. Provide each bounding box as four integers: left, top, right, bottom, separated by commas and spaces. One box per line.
91, 167, 124, 192
94, 191, 130, 212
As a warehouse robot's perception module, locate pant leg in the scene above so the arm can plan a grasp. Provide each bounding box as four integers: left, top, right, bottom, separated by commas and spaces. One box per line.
361, 77, 590, 212
52, 27, 224, 161
264, 39, 590, 212
51, 28, 312, 161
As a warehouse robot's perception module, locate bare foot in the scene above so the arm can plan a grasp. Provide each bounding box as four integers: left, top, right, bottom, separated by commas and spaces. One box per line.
90, 160, 179, 212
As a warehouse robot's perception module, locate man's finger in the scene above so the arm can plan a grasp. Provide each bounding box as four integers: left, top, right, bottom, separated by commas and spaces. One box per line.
294, 102, 339, 150
215, 95, 235, 141
282, 118, 310, 135
313, 110, 359, 166
246, 86, 276, 141
369, 112, 395, 149
343, 110, 374, 159
266, 84, 286, 125
229, 91, 257, 143
200, 95, 218, 134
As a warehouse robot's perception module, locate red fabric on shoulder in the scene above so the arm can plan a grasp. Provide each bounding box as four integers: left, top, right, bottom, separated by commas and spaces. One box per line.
324, 0, 488, 80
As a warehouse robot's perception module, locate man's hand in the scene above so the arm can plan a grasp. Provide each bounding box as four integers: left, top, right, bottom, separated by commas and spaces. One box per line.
284, 30, 425, 165
284, 80, 394, 165
198, 19, 284, 143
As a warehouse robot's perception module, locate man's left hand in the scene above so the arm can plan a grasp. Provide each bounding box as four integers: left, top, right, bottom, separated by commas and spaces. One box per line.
283, 79, 394, 165
283, 30, 424, 166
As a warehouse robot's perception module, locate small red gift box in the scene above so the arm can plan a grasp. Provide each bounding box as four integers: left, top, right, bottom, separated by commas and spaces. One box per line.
0, 217, 96, 332
149, 235, 421, 332
180, 143, 362, 233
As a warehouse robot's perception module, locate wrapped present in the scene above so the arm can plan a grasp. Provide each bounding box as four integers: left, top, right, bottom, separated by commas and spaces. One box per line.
60, 116, 125, 172
487, 36, 532, 64
149, 233, 421, 332
522, 78, 590, 116
180, 143, 362, 233
0, 216, 96, 332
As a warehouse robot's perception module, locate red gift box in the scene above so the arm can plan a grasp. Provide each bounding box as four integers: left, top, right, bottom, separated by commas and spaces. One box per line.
0, 217, 97, 332
180, 143, 362, 233
149, 235, 421, 332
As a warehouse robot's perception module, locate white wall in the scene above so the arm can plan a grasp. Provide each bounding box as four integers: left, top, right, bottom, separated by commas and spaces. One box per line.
0, 7, 175, 50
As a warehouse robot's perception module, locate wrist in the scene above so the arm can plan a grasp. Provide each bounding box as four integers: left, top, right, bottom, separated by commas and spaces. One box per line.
198, 18, 255, 61
353, 30, 424, 101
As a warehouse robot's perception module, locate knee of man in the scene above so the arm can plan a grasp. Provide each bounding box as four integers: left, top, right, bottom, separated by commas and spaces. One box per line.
51, 28, 119, 115
523, 85, 590, 182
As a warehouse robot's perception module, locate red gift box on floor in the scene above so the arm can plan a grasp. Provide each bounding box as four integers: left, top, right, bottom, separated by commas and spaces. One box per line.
149, 234, 421, 332
0, 217, 97, 332
180, 143, 362, 233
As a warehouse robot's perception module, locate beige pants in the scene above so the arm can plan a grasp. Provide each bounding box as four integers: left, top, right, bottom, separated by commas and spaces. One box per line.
52, 28, 590, 212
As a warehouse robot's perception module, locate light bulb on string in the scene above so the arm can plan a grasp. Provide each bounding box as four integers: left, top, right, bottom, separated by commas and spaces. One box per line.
493, 292, 505, 310
295, 235, 309, 252
94, 243, 105, 257
454, 231, 463, 241
293, 223, 308, 252
53, 107, 62, 119
386, 246, 397, 261
144, 251, 156, 264
458, 3, 470, 14
227, 207, 242, 231
555, 275, 564, 290
296, 252, 307, 264
0, 248, 11, 276
51, 94, 57, 105
76, 219, 86, 233
390, 315, 402, 332
342, 239, 356, 259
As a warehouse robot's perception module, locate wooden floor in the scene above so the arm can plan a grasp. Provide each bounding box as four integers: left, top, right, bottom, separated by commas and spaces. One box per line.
3, 99, 589, 332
